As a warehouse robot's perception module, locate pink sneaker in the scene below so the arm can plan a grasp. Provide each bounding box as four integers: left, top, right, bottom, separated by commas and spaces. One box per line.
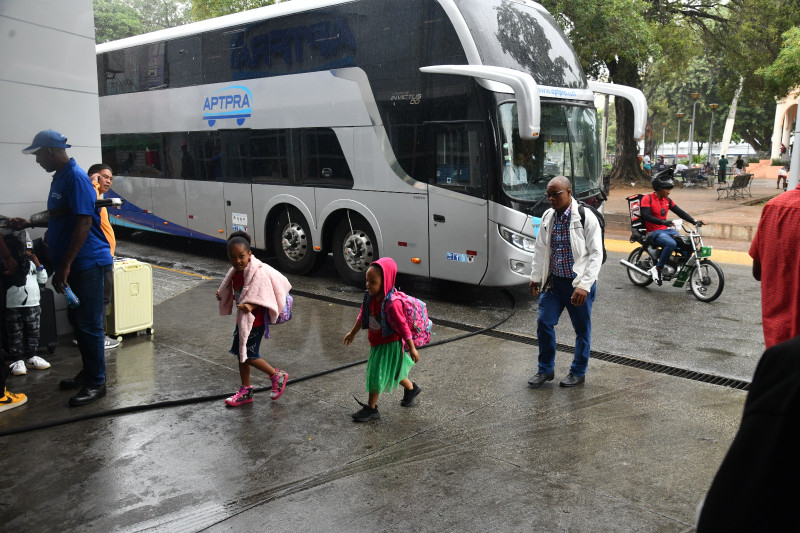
225, 386, 253, 407
270, 369, 288, 400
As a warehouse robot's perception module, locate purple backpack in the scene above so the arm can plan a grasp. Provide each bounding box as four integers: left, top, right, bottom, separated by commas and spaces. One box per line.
386, 290, 433, 347
273, 294, 293, 324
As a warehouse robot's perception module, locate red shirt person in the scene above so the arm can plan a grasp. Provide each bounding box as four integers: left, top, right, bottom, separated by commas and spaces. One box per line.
750, 185, 800, 348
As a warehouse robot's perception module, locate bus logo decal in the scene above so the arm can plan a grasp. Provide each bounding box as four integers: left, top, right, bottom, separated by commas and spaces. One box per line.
203, 85, 253, 127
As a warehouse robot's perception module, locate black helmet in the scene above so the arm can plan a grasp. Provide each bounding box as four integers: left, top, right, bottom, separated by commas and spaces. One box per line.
652, 174, 674, 191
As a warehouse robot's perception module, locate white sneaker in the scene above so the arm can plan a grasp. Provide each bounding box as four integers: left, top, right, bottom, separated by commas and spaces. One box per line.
104, 336, 121, 349
9, 360, 27, 375
26, 356, 51, 370
649, 266, 662, 286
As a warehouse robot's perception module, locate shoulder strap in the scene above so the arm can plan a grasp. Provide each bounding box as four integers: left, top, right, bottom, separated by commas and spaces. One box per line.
578, 203, 586, 228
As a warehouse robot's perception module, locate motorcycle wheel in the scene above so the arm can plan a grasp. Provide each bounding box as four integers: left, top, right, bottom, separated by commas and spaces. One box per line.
689, 259, 724, 303
626, 247, 654, 287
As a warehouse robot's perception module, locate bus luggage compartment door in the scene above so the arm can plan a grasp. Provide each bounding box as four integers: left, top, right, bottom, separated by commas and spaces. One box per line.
428, 189, 488, 284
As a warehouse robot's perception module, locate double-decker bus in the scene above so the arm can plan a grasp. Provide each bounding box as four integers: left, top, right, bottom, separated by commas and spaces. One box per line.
96, 0, 646, 285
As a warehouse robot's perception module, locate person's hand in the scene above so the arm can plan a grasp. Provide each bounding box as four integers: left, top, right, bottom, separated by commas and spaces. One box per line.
6, 217, 29, 230
53, 265, 70, 293
409, 343, 420, 363
28, 252, 40, 267
237, 302, 255, 313
343, 331, 356, 345
695, 220, 704, 227
529, 281, 540, 296
571, 287, 588, 306
215, 289, 221, 301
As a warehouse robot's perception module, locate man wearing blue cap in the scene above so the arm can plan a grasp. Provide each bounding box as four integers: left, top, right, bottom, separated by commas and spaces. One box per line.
19, 130, 113, 406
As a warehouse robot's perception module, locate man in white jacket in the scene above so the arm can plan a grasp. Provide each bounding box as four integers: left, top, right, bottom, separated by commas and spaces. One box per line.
528, 176, 603, 388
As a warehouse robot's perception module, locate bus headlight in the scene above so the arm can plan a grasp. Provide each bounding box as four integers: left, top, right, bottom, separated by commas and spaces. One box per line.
499, 226, 536, 253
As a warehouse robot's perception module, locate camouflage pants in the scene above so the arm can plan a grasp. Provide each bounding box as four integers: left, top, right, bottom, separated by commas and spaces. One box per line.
5, 306, 41, 360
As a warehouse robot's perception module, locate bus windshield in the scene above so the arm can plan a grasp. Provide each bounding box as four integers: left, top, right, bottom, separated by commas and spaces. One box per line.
498, 101, 601, 203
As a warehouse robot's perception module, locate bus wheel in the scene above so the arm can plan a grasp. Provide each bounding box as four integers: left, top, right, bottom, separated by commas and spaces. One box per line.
333, 213, 378, 286
271, 207, 322, 275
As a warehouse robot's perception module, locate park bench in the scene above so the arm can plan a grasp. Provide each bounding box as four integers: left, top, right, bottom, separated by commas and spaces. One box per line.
717, 173, 753, 200
680, 168, 709, 187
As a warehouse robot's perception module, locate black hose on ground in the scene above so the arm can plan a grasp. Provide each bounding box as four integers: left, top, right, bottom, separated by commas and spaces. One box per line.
0, 289, 516, 437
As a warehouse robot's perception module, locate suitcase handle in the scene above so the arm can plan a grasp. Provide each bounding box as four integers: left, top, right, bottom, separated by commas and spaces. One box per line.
121, 262, 143, 272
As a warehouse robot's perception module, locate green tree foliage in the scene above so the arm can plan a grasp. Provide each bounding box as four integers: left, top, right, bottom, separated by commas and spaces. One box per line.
706, 0, 800, 151
191, 0, 279, 20
94, 0, 143, 43
758, 26, 800, 96
94, 0, 192, 43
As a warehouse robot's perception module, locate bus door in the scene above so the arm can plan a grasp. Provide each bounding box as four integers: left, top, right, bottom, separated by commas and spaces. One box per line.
428, 123, 489, 284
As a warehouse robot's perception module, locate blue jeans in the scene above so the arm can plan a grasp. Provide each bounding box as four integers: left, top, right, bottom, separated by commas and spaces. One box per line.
68, 264, 111, 386
537, 276, 596, 377
649, 228, 680, 268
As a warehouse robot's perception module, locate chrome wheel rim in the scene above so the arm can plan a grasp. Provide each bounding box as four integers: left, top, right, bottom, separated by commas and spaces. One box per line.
342, 230, 374, 272
281, 222, 307, 262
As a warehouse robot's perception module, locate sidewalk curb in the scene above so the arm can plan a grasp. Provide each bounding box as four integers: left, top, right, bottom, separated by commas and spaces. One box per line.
607, 238, 752, 266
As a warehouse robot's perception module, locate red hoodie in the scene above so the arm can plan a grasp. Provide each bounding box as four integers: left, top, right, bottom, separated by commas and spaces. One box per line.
357, 257, 413, 347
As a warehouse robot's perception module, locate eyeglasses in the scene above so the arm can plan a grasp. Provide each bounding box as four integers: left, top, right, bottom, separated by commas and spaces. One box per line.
546, 189, 567, 198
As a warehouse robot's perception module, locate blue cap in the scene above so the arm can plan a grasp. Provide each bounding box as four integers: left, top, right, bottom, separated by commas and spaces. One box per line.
22, 129, 71, 154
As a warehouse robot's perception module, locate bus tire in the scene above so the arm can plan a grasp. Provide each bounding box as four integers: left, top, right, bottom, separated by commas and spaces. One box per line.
271, 207, 323, 275
332, 213, 378, 286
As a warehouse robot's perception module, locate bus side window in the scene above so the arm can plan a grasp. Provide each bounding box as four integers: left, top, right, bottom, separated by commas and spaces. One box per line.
251, 129, 290, 183
299, 128, 353, 188
432, 125, 485, 198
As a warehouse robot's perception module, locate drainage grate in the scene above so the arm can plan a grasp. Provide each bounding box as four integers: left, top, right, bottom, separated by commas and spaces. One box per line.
433, 319, 751, 391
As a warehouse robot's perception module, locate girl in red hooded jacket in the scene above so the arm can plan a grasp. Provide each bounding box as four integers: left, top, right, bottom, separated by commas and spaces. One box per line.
343, 257, 421, 422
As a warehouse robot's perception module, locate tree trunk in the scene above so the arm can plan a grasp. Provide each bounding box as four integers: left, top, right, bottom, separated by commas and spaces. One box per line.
607, 57, 647, 182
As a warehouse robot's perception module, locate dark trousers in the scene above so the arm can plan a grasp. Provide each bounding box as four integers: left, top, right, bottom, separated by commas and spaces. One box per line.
68, 264, 111, 386
718, 168, 726, 183
5, 306, 41, 360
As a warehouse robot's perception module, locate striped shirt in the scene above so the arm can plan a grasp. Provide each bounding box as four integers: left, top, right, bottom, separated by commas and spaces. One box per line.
550, 206, 576, 278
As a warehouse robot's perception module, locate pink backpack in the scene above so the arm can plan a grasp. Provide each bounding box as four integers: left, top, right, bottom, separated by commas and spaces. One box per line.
386, 290, 433, 347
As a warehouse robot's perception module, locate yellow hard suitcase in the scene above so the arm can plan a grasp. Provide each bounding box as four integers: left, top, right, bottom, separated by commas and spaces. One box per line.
108, 258, 154, 337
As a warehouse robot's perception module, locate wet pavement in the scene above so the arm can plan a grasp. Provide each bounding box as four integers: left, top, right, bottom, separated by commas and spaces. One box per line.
1, 260, 748, 532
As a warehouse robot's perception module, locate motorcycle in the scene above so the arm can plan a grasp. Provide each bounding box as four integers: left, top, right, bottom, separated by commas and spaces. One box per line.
619, 193, 725, 302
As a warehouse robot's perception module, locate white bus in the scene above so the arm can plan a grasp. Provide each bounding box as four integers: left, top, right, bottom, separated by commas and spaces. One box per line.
96, 0, 646, 285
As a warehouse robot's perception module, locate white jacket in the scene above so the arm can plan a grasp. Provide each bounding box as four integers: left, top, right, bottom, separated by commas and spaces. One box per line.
6, 260, 48, 308
530, 197, 603, 291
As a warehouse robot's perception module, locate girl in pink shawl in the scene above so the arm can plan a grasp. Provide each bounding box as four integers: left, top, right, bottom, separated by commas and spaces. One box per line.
343, 257, 421, 422
216, 232, 291, 407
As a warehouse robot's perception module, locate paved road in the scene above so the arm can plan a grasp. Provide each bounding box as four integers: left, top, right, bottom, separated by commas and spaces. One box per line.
119, 231, 764, 383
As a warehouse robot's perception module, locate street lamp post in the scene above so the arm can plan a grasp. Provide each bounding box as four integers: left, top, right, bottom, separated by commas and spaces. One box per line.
706, 103, 719, 164
675, 112, 685, 164
661, 122, 667, 161
688, 92, 701, 166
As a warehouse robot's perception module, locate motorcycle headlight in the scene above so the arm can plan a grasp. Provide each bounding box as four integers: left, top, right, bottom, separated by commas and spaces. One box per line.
499, 226, 536, 253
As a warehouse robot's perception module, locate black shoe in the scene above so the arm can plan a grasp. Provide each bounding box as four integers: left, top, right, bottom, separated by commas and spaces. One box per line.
351, 397, 380, 422
559, 374, 585, 387
69, 384, 107, 406
528, 372, 555, 388
400, 383, 422, 407
59, 376, 86, 390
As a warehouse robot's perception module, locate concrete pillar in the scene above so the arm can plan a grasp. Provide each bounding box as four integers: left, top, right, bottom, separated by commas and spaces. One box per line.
771, 102, 786, 160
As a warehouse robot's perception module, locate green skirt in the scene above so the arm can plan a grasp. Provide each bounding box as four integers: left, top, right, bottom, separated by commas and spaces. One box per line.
365, 340, 415, 394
